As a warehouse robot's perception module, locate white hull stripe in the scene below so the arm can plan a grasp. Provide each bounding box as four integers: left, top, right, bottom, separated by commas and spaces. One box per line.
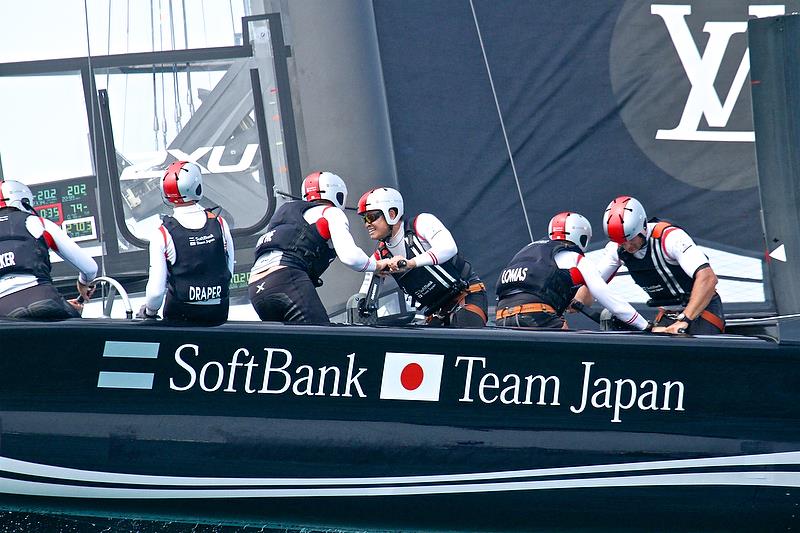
1, 451, 800, 489
0, 471, 798, 499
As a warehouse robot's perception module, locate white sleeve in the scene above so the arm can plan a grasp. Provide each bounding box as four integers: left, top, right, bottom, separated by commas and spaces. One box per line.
325, 208, 377, 272
34, 218, 98, 284
578, 255, 648, 330
595, 241, 624, 282
144, 225, 169, 313
662, 227, 709, 278
410, 213, 458, 267
218, 216, 235, 274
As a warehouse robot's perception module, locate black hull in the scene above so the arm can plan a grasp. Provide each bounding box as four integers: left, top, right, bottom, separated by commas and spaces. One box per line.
1, 319, 799, 530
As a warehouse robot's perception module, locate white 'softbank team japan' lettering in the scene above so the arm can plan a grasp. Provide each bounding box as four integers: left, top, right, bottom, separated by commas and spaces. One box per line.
161, 345, 686, 423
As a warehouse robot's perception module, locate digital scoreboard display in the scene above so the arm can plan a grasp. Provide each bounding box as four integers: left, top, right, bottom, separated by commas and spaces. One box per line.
29, 177, 99, 243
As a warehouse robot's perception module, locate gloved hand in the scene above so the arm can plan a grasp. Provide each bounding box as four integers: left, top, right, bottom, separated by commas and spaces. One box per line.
136, 304, 159, 320
77, 279, 96, 301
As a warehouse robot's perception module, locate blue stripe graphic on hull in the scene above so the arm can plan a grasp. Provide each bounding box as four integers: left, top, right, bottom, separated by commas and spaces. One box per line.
102, 341, 159, 359
97, 371, 154, 390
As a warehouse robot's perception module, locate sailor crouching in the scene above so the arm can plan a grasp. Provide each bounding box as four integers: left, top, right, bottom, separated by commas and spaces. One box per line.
140, 161, 234, 326
0, 180, 97, 319
575, 196, 724, 335
495, 212, 650, 331
248, 171, 391, 324
358, 187, 488, 328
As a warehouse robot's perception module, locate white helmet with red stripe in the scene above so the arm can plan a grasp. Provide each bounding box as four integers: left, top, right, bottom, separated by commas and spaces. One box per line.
302, 171, 347, 210
548, 212, 592, 252
357, 187, 404, 225
603, 196, 647, 244
162, 161, 203, 206
0, 180, 35, 214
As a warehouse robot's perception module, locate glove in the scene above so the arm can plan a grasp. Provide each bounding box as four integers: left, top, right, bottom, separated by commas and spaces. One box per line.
136, 304, 159, 320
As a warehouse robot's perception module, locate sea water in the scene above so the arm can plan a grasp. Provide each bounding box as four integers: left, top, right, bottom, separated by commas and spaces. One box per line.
0, 512, 363, 532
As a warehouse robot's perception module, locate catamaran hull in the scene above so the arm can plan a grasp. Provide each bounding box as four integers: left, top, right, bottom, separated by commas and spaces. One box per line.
0, 319, 798, 531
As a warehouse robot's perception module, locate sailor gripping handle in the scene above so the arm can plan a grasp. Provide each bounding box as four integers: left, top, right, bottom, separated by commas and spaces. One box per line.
78, 276, 133, 319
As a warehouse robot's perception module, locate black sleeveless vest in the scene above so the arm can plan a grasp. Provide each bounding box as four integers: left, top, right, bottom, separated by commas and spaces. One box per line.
254, 200, 336, 286
618, 219, 695, 306
496, 239, 582, 314
377, 216, 476, 311
0, 208, 52, 283
162, 213, 231, 304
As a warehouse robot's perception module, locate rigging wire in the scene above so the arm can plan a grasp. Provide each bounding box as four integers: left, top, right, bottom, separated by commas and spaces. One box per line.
105, 0, 112, 89
200, 0, 212, 87
168, 0, 182, 133
228, 0, 237, 44
158, 0, 168, 149
82, 0, 107, 278
121, 0, 131, 150
150, 0, 159, 149
181, 0, 195, 116
468, 0, 534, 242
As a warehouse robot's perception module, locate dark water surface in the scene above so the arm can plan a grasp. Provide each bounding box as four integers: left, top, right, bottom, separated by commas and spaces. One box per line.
0, 512, 359, 533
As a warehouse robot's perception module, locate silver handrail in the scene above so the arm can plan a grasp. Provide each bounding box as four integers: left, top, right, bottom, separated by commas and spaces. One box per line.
91, 276, 133, 319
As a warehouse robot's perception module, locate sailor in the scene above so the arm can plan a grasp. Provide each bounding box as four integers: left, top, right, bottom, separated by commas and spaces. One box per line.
575, 195, 724, 335
0, 180, 97, 318
249, 171, 390, 324
357, 187, 488, 327
139, 161, 234, 325
495, 212, 651, 330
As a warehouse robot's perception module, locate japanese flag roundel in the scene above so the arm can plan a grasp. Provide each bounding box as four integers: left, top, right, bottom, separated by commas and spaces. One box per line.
380, 352, 444, 402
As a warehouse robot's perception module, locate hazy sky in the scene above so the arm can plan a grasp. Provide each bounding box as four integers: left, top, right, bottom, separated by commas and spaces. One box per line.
0, 0, 245, 183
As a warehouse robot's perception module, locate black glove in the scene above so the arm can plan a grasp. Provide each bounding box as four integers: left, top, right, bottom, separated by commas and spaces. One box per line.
136, 304, 159, 320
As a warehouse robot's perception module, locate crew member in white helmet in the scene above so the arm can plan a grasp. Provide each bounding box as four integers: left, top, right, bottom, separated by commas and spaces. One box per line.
574, 195, 724, 335
496, 211, 650, 330
358, 187, 488, 327
139, 161, 234, 325
0, 179, 97, 318
249, 171, 391, 324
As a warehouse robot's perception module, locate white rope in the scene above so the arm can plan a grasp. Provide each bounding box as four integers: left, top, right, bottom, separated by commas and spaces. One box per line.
468, 0, 534, 242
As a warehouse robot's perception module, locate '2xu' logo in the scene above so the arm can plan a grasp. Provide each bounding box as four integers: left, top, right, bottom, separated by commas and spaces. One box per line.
653, 4, 785, 142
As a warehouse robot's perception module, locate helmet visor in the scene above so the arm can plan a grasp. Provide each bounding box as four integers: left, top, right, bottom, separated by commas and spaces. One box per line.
361, 210, 384, 224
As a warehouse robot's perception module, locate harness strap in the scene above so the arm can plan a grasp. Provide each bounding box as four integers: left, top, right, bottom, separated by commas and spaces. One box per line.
699, 309, 725, 332
651, 221, 672, 239
496, 303, 557, 320
463, 303, 487, 323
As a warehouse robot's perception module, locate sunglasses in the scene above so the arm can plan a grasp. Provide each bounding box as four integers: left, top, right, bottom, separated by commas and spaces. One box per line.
361, 210, 384, 224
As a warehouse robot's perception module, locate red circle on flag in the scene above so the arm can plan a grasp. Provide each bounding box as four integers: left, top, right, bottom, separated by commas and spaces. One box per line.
400, 363, 424, 391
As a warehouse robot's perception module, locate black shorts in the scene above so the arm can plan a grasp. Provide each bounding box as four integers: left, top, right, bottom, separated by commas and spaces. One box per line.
427, 283, 488, 328
0, 283, 80, 319
687, 293, 725, 335
163, 293, 229, 326
496, 294, 563, 329
248, 267, 329, 324
495, 311, 564, 329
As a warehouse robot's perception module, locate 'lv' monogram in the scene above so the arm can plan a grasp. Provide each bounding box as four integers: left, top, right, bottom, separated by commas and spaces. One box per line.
651, 4, 785, 142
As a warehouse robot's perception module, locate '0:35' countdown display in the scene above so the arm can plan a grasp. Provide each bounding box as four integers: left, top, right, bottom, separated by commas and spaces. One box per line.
29, 177, 98, 243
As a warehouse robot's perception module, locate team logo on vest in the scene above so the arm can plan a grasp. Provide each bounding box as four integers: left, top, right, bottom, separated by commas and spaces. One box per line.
609, 1, 794, 191
189, 285, 222, 302
188, 234, 216, 247
500, 267, 528, 284
0, 252, 15, 268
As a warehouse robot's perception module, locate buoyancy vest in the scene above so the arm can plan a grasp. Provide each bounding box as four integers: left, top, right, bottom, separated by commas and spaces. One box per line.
618, 219, 695, 306
377, 216, 476, 312
0, 208, 52, 283
254, 200, 336, 286
495, 239, 582, 314
162, 212, 231, 305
